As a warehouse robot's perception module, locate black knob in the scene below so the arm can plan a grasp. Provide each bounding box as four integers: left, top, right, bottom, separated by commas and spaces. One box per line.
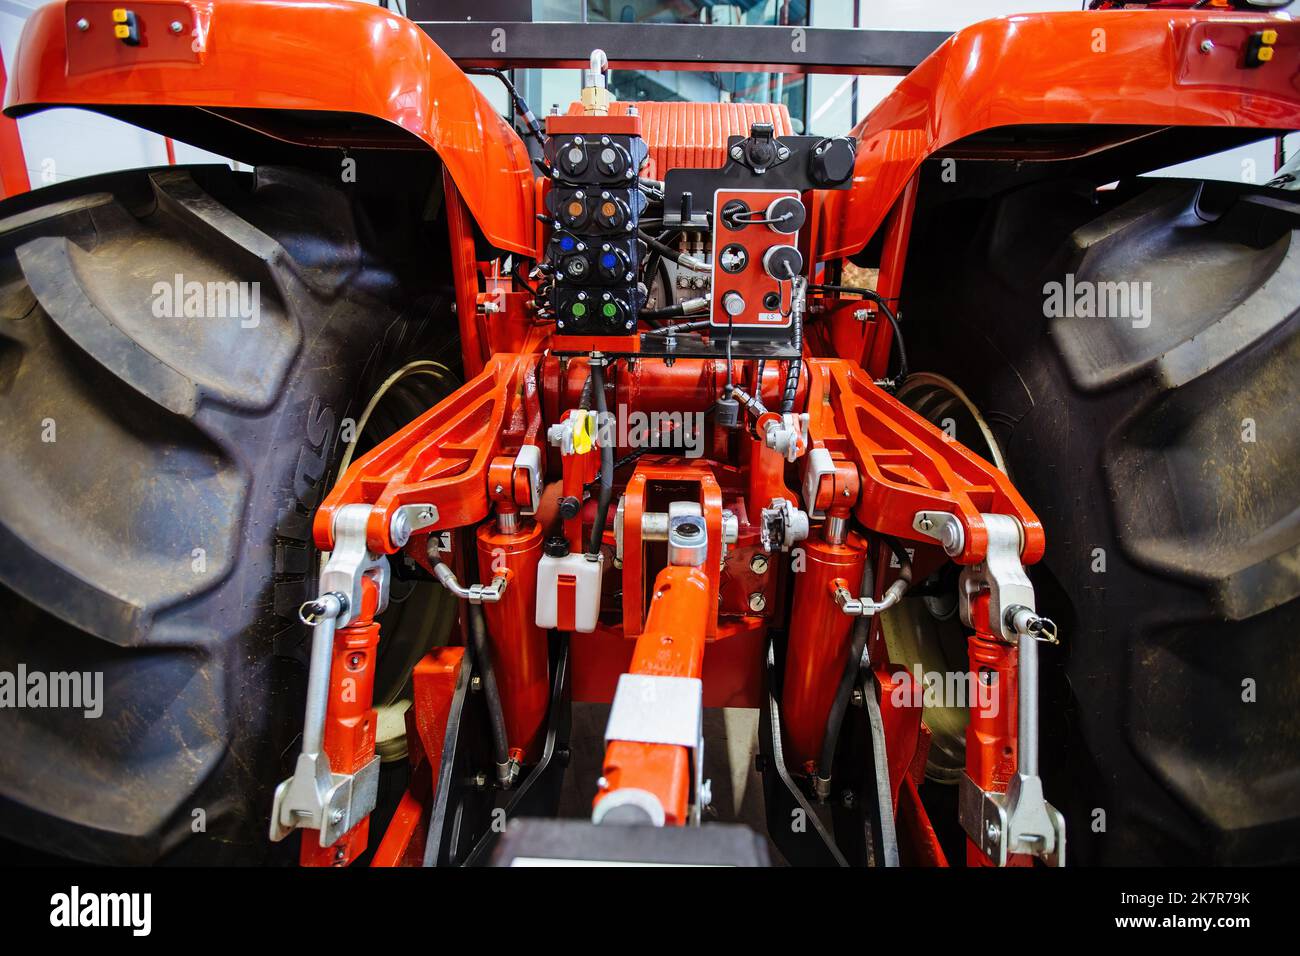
763, 245, 803, 281
544, 535, 571, 558
558, 496, 581, 520
809, 137, 856, 186
765, 196, 806, 235
558, 139, 588, 177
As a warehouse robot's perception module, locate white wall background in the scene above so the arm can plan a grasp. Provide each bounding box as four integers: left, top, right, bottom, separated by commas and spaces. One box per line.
0, 0, 1292, 189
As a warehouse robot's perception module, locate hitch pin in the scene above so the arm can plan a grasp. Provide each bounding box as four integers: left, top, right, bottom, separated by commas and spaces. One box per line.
1005, 605, 1059, 645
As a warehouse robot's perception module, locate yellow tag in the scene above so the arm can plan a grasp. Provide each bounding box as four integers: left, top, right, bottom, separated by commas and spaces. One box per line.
112, 8, 128, 22
1258, 46, 1275, 62
1262, 29, 1278, 46
113, 23, 130, 38
571, 412, 594, 455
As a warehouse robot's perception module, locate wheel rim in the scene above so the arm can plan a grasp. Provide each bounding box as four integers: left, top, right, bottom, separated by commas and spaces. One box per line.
887, 373, 1008, 784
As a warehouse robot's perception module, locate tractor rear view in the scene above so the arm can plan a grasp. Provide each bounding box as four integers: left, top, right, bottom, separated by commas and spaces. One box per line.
0, 0, 1296, 869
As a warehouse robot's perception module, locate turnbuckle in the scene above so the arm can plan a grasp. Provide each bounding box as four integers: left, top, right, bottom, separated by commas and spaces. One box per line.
954, 512, 1066, 866
269, 504, 392, 848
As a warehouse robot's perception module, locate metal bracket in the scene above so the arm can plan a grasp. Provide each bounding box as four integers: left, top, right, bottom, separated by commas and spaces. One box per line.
603, 673, 706, 825
959, 772, 1066, 867
514, 445, 544, 515
801, 447, 835, 519
389, 503, 440, 548
957, 513, 1032, 643
913, 510, 965, 557
270, 582, 382, 847
320, 504, 392, 628
270, 753, 381, 848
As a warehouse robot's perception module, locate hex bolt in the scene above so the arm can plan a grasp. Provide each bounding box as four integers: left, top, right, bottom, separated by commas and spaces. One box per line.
390, 509, 412, 546
470, 675, 483, 693
170, 20, 184, 34
987, 821, 1001, 843
330, 809, 344, 825
748, 592, 767, 612
76, 17, 89, 30
750, 553, 769, 575
919, 516, 934, 532
1200, 39, 1214, 54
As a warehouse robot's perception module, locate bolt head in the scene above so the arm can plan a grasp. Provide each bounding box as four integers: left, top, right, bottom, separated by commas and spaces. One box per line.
390, 510, 412, 546
75, 17, 89, 30
1200, 39, 1215, 54
919, 516, 934, 531
170, 20, 184, 34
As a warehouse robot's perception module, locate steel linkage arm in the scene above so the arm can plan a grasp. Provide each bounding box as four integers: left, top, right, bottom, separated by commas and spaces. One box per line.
804, 358, 1063, 866
802, 358, 1044, 570
313, 353, 544, 556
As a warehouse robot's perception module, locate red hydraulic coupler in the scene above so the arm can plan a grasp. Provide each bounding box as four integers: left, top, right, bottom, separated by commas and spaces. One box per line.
963, 592, 1030, 868
476, 519, 549, 763
594, 563, 711, 826
782, 535, 866, 774
301, 575, 382, 868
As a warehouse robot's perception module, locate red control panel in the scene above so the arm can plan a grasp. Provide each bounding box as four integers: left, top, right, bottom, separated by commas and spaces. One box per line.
709, 188, 804, 335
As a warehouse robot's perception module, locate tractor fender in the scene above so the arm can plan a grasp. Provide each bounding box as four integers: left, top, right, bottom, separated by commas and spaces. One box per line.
820, 10, 1300, 261
4, 0, 535, 256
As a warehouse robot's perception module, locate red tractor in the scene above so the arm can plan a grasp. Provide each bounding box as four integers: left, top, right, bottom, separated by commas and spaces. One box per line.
0, 0, 1296, 867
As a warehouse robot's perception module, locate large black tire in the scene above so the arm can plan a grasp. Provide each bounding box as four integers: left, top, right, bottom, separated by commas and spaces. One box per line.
904, 174, 1300, 864
0, 164, 451, 863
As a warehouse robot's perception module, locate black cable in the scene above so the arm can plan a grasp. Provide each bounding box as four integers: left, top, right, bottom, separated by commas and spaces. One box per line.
468, 596, 512, 781
464, 68, 546, 146
577, 365, 594, 411
818, 556, 874, 791
639, 229, 702, 269
642, 317, 710, 334
781, 295, 802, 414
644, 228, 679, 310
809, 283, 909, 386
586, 359, 615, 558
817, 533, 914, 793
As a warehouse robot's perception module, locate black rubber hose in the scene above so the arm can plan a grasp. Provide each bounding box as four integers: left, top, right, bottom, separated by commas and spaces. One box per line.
809, 284, 909, 386
639, 230, 705, 269
463, 68, 546, 146
578, 366, 594, 411
586, 359, 615, 558
817, 556, 874, 790
781, 296, 803, 414
467, 600, 511, 780
643, 318, 711, 334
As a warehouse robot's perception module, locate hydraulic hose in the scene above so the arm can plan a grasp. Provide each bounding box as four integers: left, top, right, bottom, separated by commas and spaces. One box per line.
468, 596, 514, 788
818, 557, 874, 792
586, 359, 615, 558
809, 283, 909, 386
781, 279, 804, 414
817, 535, 914, 793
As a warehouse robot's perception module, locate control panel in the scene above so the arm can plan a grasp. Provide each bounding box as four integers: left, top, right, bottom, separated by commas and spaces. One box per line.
710, 188, 805, 334
544, 119, 649, 337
